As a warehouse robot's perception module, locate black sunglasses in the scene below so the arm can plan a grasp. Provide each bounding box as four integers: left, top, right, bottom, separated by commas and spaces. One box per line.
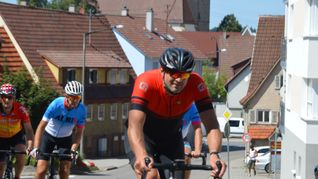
1, 95, 14, 100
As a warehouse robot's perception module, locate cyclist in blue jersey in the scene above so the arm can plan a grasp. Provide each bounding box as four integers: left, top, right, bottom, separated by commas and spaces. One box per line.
30, 81, 87, 179
182, 103, 203, 179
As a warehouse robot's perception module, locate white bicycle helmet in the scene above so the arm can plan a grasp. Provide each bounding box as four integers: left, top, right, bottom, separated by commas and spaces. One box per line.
64, 81, 83, 96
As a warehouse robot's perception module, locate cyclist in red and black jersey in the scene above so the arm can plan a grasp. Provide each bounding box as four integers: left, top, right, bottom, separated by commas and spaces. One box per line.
126, 47, 226, 179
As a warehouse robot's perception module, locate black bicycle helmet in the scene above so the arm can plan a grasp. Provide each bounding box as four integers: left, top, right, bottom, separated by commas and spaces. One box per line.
159, 47, 195, 73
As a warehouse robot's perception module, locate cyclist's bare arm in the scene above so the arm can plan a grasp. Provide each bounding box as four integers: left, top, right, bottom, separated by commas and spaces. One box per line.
128, 109, 150, 175
71, 126, 84, 151
23, 122, 35, 150
199, 109, 226, 177
33, 120, 48, 149
192, 123, 203, 157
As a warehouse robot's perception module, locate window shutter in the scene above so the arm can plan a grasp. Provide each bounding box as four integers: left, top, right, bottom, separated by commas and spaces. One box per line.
275, 75, 280, 89
271, 111, 279, 124
249, 110, 256, 123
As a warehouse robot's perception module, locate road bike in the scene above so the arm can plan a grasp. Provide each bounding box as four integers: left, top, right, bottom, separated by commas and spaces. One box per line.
0, 148, 26, 179
39, 149, 77, 179
142, 153, 222, 179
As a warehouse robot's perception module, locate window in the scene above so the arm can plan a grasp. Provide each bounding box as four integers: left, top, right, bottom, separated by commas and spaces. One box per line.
89, 69, 98, 84
307, 78, 318, 119
309, 0, 318, 35
98, 104, 105, 121
98, 138, 107, 156
257, 110, 270, 123
86, 105, 93, 121
249, 110, 279, 124
107, 69, 117, 84
275, 75, 283, 90
110, 103, 117, 120
119, 69, 128, 84
122, 103, 129, 119
67, 69, 76, 81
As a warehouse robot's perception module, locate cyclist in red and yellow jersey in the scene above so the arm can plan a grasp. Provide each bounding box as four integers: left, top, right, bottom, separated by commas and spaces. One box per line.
0, 83, 34, 179
126, 48, 226, 179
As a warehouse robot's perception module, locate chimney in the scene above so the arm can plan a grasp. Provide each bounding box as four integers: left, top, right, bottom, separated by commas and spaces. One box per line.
69, 4, 75, 12
146, 8, 154, 32
20, 1, 27, 6
121, 6, 129, 16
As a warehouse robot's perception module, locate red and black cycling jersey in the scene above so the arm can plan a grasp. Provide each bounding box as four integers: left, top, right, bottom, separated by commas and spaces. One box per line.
130, 69, 213, 142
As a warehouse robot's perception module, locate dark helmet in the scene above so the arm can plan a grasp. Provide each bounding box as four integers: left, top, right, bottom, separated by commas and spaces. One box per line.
0, 83, 16, 95
159, 48, 195, 73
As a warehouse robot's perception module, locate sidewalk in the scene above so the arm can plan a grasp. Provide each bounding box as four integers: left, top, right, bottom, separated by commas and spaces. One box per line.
223, 157, 280, 179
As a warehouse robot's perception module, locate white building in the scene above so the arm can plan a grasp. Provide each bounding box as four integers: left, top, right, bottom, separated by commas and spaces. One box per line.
282, 0, 318, 178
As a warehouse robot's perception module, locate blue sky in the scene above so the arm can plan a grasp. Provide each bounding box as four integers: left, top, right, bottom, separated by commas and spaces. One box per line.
210, 0, 285, 29
0, 0, 15, 4
1, 0, 285, 30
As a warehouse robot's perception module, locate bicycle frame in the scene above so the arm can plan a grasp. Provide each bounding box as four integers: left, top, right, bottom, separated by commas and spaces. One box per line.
0, 148, 26, 179
143, 153, 213, 179
39, 150, 74, 179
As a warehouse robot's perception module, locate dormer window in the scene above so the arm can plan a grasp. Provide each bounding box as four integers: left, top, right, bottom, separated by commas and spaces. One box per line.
89, 69, 98, 84
67, 68, 76, 81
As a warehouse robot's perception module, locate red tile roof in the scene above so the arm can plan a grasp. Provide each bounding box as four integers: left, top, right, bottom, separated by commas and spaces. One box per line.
0, 3, 129, 89
97, 0, 195, 24
0, 27, 24, 80
178, 32, 240, 59
240, 16, 285, 105
218, 35, 255, 79
248, 125, 276, 139
38, 49, 130, 68
106, 15, 207, 59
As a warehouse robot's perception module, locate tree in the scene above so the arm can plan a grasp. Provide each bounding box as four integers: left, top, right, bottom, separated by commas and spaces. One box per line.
1, 66, 59, 130
216, 14, 242, 32
202, 67, 227, 102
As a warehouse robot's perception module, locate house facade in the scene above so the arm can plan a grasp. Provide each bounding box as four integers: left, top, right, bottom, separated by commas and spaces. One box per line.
240, 16, 285, 148
225, 59, 251, 118
106, 10, 208, 76
0, 2, 133, 157
282, 0, 318, 178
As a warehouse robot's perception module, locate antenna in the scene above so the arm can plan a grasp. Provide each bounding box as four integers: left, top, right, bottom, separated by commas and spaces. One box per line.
165, 0, 176, 34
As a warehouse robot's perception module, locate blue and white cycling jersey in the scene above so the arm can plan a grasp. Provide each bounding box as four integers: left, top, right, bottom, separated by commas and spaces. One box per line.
43, 97, 87, 138
182, 103, 201, 138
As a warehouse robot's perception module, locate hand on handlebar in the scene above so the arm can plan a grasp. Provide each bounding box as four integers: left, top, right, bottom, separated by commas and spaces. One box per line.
71, 150, 79, 160
190, 150, 202, 158
29, 148, 39, 158
209, 156, 227, 179
134, 156, 152, 176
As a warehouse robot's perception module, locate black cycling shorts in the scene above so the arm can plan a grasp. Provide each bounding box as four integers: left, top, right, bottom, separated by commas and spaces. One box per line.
38, 131, 72, 161
124, 132, 185, 179
0, 130, 26, 161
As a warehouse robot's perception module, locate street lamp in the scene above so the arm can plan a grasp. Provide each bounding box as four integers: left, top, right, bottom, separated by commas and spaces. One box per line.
80, 25, 123, 156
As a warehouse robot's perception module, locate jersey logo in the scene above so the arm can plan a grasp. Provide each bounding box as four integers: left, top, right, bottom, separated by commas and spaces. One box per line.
139, 82, 148, 92
197, 82, 206, 92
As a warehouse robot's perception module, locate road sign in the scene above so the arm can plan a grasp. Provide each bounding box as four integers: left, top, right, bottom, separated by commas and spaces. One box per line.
242, 133, 252, 143
223, 109, 232, 120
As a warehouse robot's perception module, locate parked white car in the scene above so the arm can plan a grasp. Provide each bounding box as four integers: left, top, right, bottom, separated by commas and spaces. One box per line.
218, 117, 244, 137
245, 146, 270, 164
245, 146, 281, 173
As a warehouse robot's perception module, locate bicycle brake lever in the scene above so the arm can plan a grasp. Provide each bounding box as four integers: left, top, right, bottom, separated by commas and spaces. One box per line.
214, 160, 222, 179
144, 157, 151, 167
